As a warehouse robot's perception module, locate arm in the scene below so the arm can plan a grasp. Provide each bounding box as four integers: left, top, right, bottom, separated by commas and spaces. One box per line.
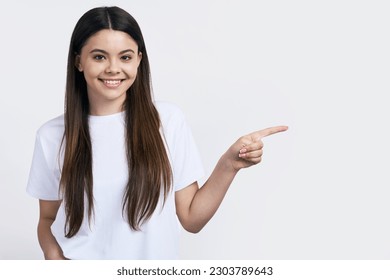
175, 125, 288, 233
37, 199, 67, 260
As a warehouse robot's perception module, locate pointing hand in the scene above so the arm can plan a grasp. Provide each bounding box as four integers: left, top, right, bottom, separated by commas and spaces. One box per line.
224, 126, 288, 171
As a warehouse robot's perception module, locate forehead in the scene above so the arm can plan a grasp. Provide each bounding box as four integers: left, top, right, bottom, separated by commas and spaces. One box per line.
82, 29, 138, 52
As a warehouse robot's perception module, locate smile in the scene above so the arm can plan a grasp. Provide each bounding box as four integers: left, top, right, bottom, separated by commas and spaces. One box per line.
99, 79, 125, 88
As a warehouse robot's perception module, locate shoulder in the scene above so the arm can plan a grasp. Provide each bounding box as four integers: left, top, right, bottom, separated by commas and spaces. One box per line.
36, 114, 65, 144
155, 100, 185, 118
154, 100, 186, 126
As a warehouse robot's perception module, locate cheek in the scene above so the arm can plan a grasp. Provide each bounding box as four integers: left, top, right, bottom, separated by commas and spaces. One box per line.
125, 65, 139, 79
83, 63, 102, 80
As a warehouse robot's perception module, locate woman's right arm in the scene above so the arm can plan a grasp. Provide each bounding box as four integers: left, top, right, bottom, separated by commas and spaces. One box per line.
37, 200, 67, 260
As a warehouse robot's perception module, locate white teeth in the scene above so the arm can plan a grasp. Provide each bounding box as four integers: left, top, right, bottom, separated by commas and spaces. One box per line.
103, 80, 121, 85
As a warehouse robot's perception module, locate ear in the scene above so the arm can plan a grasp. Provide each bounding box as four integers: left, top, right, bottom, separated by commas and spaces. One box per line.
75, 55, 83, 72
137, 52, 142, 67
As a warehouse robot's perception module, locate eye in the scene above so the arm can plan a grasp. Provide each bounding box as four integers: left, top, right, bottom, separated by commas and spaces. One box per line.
93, 55, 106, 61
121, 55, 132, 61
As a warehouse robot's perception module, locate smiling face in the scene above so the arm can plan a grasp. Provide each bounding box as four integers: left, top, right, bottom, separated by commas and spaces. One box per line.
77, 29, 142, 115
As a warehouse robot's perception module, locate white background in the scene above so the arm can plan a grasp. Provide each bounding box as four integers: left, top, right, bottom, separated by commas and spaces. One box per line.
1, 0, 389, 260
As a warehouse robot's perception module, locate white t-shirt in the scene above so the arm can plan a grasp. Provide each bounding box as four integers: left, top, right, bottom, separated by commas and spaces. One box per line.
26, 101, 204, 259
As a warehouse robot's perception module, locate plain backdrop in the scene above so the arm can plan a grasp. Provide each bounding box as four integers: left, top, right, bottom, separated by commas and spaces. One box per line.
1, 0, 389, 260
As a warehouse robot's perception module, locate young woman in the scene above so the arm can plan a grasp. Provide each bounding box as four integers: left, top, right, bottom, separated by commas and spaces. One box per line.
26, 6, 287, 260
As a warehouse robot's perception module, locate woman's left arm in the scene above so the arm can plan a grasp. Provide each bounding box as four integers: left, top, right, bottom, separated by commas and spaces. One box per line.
175, 125, 288, 233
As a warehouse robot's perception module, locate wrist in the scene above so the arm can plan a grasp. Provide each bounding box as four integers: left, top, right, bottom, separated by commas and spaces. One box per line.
44, 249, 65, 260
219, 153, 240, 175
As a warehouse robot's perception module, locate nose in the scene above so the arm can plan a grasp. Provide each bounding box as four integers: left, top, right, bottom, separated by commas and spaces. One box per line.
105, 58, 120, 74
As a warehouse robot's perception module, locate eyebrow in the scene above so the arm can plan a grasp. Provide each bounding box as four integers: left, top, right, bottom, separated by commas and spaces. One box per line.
90, 48, 135, 54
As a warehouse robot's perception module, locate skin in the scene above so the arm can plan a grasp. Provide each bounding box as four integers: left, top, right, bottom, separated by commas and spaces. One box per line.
37, 200, 66, 259
175, 125, 288, 233
76, 29, 142, 116
38, 29, 288, 259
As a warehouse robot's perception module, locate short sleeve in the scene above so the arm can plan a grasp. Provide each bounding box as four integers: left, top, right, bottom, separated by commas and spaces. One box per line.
26, 132, 62, 200
159, 103, 205, 192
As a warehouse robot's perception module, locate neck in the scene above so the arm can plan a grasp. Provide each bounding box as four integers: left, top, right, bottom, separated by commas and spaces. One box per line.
88, 96, 126, 116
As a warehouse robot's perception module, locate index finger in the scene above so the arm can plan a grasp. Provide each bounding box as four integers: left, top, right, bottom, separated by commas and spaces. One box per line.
254, 125, 289, 139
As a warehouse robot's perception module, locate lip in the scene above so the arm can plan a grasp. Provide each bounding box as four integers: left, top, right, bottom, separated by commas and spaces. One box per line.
99, 78, 125, 88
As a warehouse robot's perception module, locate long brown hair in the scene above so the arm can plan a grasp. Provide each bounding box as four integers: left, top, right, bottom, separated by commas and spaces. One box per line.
60, 6, 172, 237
